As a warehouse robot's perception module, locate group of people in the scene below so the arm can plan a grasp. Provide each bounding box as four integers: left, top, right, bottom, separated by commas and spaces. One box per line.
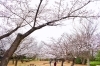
49, 59, 57, 66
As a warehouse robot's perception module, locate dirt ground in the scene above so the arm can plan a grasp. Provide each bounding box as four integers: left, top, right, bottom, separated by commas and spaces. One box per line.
8, 61, 87, 66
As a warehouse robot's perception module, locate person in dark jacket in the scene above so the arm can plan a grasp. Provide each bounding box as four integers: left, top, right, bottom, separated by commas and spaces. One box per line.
54, 59, 57, 66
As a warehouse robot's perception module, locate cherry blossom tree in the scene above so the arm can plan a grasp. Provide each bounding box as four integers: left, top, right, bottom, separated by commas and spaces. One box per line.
0, 0, 100, 66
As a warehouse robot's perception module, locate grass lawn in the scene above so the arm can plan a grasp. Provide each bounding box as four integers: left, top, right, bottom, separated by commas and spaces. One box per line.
8, 61, 87, 66
90, 61, 100, 66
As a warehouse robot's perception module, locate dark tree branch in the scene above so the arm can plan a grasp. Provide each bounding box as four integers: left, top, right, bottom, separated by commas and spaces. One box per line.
33, 0, 43, 27
0, 26, 20, 40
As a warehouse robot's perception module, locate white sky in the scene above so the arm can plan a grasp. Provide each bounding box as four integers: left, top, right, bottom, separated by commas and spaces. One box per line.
30, 21, 74, 42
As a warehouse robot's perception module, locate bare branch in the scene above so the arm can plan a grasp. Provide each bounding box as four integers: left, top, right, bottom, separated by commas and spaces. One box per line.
0, 26, 20, 40
68, 0, 91, 15
0, 2, 33, 27
33, 0, 43, 27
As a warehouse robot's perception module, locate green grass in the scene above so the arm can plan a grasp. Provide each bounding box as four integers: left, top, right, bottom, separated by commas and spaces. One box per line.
90, 61, 100, 66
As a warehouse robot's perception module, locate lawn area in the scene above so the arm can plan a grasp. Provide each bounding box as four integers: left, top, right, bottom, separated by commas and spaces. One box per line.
8, 61, 87, 66
90, 61, 100, 66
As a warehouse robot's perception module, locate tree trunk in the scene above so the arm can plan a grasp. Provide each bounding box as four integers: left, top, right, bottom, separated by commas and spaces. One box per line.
82, 58, 86, 65
15, 58, 18, 66
20, 56, 24, 63
61, 59, 64, 66
0, 33, 24, 66
0, 17, 49, 66
12, 57, 15, 64
71, 58, 76, 66
0, 27, 37, 66
87, 58, 90, 66
91, 50, 94, 60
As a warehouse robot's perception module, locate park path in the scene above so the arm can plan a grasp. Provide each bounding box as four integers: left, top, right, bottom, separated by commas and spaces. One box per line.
29, 61, 87, 66
8, 61, 87, 66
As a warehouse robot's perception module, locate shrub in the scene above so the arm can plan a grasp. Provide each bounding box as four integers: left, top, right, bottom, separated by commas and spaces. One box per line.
75, 57, 82, 64
95, 50, 100, 61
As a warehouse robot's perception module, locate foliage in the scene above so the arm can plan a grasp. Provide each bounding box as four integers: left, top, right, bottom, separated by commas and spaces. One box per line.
75, 57, 82, 64
90, 61, 100, 66
41, 58, 49, 61
23, 59, 33, 62
90, 57, 95, 61
95, 50, 100, 61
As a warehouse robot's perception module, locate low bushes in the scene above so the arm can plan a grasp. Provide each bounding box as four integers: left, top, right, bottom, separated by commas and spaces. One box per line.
75, 57, 82, 64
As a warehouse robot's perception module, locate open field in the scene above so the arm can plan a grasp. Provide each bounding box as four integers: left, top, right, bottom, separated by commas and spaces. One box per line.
8, 61, 87, 66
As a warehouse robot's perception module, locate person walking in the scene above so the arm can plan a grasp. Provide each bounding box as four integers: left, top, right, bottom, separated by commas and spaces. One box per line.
54, 60, 57, 66
49, 59, 52, 66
